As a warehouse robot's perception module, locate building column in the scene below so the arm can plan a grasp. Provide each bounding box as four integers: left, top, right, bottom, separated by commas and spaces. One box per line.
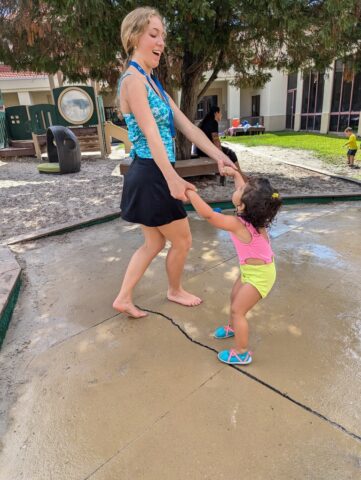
320, 62, 334, 134
294, 71, 303, 131
57, 71, 64, 87
227, 82, 240, 122
17, 92, 32, 105
48, 75, 56, 91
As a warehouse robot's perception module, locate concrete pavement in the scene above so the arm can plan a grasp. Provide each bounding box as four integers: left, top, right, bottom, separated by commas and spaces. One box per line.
0, 202, 361, 479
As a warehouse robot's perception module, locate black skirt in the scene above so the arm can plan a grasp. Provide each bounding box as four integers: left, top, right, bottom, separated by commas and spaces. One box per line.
120, 156, 187, 227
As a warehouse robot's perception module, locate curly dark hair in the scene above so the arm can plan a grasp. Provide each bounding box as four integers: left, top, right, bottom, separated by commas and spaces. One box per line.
238, 177, 282, 229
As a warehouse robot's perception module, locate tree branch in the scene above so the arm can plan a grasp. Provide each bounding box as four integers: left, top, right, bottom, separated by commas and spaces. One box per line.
197, 51, 224, 100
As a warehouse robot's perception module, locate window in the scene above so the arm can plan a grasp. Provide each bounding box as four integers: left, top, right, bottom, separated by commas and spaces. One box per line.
287, 73, 298, 90
251, 95, 260, 116
300, 71, 324, 131
286, 74, 297, 129
329, 60, 361, 132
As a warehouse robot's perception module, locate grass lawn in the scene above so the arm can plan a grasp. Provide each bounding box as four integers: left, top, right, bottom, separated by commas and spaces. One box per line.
223, 131, 358, 165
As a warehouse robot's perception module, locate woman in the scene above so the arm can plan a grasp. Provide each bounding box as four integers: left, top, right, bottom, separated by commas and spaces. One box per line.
113, 7, 239, 318
196, 106, 239, 167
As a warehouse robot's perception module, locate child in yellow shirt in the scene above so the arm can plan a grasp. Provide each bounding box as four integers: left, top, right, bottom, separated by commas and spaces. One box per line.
343, 127, 359, 168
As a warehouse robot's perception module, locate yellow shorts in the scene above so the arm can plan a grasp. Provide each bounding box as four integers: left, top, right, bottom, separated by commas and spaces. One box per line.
240, 260, 276, 298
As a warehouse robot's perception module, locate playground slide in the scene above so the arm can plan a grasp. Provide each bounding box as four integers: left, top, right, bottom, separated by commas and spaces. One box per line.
104, 121, 132, 154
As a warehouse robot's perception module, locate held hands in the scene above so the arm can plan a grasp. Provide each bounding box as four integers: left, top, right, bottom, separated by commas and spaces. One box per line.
185, 188, 197, 200
216, 154, 238, 175
168, 176, 196, 202
222, 166, 238, 177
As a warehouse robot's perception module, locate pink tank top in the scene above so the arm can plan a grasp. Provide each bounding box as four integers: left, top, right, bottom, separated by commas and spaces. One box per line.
230, 217, 274, 265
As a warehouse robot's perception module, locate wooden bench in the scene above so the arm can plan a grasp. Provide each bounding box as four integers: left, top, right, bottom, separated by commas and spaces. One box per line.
227, 126, 265, 136
118, 156, 219, 178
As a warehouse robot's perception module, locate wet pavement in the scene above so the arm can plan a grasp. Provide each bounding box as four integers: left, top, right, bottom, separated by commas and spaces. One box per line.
0, 202, 361, 479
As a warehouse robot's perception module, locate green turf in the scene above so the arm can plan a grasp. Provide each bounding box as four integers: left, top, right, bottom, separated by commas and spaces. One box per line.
222, 131, 359, 165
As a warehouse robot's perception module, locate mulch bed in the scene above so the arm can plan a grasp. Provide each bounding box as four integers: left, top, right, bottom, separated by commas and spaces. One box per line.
1, 150, 361, 242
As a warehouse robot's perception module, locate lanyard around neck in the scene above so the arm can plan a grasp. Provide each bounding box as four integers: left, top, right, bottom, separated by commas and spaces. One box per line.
128, 60, 175, 138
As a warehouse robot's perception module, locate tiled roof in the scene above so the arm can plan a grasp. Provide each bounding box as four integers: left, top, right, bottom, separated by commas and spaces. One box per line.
0, 65, 47, 80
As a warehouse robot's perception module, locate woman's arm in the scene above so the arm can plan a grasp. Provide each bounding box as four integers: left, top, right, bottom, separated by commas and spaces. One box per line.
123, 76, 195, 201
167, 96, 238, 174
186, 190, 242, 233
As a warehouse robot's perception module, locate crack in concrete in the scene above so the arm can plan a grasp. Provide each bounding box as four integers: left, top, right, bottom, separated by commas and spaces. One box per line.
141, 307, 361, 444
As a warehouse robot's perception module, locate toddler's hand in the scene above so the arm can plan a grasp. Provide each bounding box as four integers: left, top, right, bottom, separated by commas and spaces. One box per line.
223, 166, 237, 177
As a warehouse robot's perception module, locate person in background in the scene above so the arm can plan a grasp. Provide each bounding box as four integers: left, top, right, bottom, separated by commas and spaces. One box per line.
196, 106, 239, 184
343, 127, 359, 168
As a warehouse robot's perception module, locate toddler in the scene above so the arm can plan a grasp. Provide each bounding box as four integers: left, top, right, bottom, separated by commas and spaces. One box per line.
186, 168, 282, 365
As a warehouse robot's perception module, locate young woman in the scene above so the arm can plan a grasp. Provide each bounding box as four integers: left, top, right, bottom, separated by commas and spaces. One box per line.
113, 7, 239, 318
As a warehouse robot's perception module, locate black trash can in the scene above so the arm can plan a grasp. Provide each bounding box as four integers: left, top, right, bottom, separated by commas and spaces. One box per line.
38, 126, 81, 174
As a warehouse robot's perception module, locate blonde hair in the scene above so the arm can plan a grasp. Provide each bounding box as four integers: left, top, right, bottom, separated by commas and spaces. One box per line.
121, 7, 164, 58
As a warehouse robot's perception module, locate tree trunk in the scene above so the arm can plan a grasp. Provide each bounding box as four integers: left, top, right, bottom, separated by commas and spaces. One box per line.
177, 68, 203, 160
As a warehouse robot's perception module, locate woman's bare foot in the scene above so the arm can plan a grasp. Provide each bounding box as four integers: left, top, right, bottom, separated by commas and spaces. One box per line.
167, 288, 202, 307
112, 299, 148, 318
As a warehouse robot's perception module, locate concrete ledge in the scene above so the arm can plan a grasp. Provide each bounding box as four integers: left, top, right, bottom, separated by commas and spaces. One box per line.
6, 210, 121, 246
0, 246, 21, 348
277, 159, 361, 187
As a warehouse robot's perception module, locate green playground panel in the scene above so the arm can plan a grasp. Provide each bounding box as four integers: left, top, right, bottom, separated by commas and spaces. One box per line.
52, 86, 99, 127
29, 104, 57, 135
5, 105, 32, 140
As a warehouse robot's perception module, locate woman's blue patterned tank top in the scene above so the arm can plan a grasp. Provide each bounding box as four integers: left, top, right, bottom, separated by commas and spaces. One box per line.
118, 74, 175, 162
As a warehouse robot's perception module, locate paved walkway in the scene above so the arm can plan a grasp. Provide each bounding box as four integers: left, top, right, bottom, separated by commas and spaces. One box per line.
1, 202, 361, 479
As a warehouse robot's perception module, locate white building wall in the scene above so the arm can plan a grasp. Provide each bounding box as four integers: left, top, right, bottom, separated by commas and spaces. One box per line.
261, 70, 288, 130
0, 77, 52, 107
227, 83, 240, 120
197, 79, 229, 130
31, 91, 53, 105
3, 92, 19, 107
225, 69, 288, 130
239, 88, 252, 117
201, 69, 241, 126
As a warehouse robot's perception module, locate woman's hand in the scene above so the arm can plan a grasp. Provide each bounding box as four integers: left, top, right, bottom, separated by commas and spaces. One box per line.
168, 176, 196, 202
216, 153, 238, 175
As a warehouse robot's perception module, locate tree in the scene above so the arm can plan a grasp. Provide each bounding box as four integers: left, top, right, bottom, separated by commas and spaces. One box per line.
1, 1, 361, 158
0, 0, 123, 85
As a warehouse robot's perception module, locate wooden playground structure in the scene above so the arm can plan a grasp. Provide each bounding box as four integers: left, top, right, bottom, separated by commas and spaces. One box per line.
0, 85, 219, 178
